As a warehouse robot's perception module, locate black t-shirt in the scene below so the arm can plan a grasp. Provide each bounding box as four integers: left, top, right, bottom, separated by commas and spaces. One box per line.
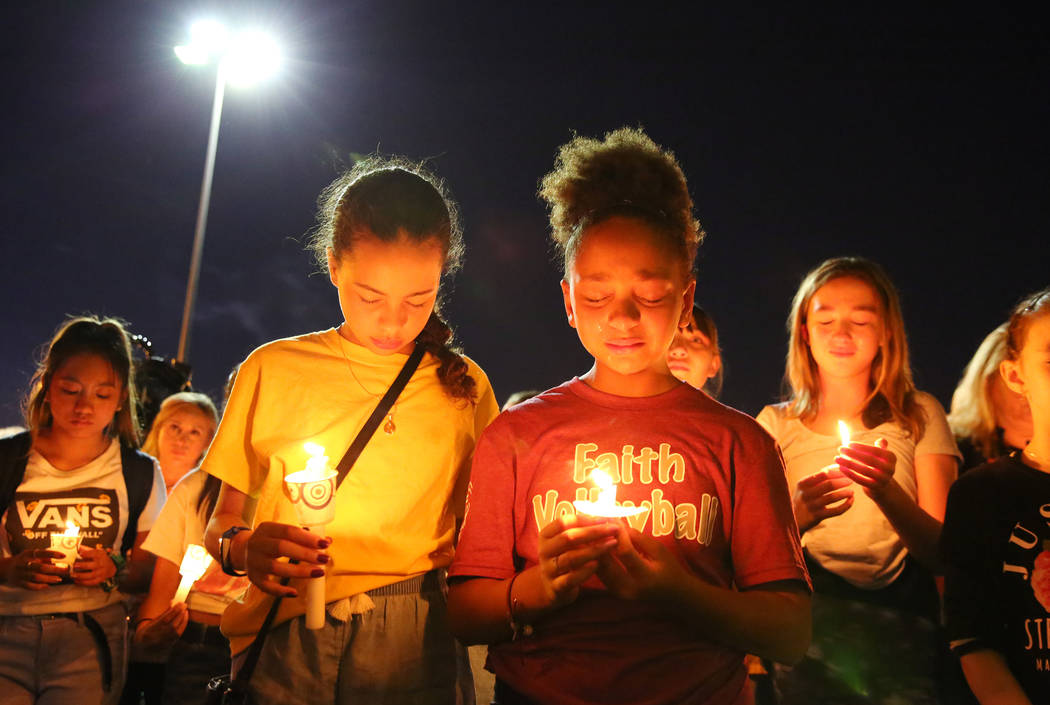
941, 453, 1050, 701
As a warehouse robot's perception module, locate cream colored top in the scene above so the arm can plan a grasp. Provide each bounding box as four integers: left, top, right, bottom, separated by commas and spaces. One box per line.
757, 392, 960, 589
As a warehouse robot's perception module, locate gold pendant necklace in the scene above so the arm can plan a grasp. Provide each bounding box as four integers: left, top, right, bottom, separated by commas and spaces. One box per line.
337, 330, 399, 436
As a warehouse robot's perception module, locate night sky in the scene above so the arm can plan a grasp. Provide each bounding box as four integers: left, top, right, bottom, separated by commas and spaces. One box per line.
2, 3, 1047, 428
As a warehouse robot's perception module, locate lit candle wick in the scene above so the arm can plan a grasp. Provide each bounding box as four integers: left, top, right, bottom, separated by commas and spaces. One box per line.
573, 469, 645, 518
302, 442, 329, 481
50, 521, 82, 572
838, 420, 851, 447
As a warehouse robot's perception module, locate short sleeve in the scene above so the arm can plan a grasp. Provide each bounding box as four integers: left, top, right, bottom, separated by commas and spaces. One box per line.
915, 393, 962, 460
449, 420, 518, 581
941, 476, 997, 653
730, 429, 810, 590
450, 360, 500, 520
755, 405, 782, 439
142, 473, 197, 567
134, 460, 167, 534
200, 354, 264, 496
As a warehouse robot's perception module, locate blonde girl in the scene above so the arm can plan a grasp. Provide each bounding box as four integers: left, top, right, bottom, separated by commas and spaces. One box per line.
141, 392, 218, 493
202, 157, 498, 705
949, 323, 1033, 472
757, 256, 960, 704
942, 288, 1050, 705
124, 392, 222, 705
0, 316, 165, 705
448, 128, 810, 705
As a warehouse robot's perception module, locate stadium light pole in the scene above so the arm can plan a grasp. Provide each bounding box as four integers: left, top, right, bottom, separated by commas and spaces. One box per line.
174, 21, 281, 363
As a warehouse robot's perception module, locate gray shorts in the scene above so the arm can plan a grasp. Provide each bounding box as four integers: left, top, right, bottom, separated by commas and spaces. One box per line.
234, 572, 473, 705
0, 601, 128, 705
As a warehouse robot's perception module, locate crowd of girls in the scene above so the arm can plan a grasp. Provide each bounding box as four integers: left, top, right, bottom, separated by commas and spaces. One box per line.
0, 131, 1044, 705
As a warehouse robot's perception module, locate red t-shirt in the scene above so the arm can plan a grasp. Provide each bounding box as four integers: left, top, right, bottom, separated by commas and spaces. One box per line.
450, 379, 809, 705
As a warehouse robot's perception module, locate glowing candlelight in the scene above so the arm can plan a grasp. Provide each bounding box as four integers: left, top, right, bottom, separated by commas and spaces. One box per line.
838, 420, 851, 447
573, 469, 646, 518
284, 442, 338, 629
49, 520, 82, 572
173, 544, 213, 604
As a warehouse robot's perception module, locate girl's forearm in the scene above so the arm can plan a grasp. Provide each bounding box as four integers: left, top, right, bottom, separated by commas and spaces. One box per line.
447, 568, 560, 645
870, 481, 943, 572
664, 576, 811, 665
204, 511, 252, 570
961, 650, 1033, 705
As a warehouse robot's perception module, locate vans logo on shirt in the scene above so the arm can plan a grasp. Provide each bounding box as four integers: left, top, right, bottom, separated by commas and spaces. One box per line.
7, 488, 119, 551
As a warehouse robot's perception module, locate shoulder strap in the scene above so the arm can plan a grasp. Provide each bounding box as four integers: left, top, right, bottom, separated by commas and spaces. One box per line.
232, 343, 425, 688
0, 431, 32, 517
119, 445, 156, 554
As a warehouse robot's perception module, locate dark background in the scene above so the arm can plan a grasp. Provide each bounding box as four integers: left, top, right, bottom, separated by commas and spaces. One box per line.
2, 2, 1047, 427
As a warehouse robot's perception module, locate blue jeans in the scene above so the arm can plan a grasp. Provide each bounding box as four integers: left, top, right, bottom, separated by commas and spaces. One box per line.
0, 601, 128, 705
233, 574, 469, 705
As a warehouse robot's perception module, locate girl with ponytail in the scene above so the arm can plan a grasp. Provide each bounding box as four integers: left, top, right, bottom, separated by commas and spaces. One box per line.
202, 157, 498, 705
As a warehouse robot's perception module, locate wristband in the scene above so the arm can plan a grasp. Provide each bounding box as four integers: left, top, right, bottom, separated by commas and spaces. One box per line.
506, 572, 533, 640
100, 551, 126, 592
220, 526, 250, 577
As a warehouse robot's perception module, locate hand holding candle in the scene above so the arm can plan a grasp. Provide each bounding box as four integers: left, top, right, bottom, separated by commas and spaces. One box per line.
835, 422, 897, 497
790, 421, 857, 533
283, 442, 338, 629
173, 544, 213, 605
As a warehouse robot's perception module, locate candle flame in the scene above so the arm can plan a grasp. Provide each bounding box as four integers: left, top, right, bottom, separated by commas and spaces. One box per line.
838, 420, 851, 446
62, 521, 80, 538
303, 442, 329, 481
592, 469, 614, 492
572, 469, 645, 518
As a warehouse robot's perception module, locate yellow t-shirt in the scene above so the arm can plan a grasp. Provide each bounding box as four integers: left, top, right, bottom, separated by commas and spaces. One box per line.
202, 328, 498, 654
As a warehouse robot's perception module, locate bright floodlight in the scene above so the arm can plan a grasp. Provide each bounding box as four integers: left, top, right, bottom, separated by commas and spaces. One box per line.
224, 30, 282, 85
191, 20, 229, 54
174, 44, 209, 65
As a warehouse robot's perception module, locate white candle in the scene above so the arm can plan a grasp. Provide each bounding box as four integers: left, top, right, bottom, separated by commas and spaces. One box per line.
284, 442, 338, 630
573, 469, 646, 518
49, 520, 82, 572
173, 544, 213, 605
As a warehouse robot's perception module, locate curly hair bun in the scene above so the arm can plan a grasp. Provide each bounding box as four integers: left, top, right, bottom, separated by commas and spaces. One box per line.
539, 127, 704, 270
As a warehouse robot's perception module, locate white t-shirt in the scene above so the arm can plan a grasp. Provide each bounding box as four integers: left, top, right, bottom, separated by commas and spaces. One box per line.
757, 391, 960, 589
0, 439, 166, 614
141, 469, 249, 615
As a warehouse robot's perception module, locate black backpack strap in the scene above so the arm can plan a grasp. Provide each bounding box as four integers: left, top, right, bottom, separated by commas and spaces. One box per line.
119, 445, 156, 554
0, 431, 32, 518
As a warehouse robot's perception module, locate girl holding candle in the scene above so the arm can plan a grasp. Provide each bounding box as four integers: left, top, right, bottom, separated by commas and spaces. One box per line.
447, 128, 811, 705
756, 257, 960, 704
202, 157, 498, 705
941, 288, 1050, 704
125, 392, 241, 705
0, 316, 166, 705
